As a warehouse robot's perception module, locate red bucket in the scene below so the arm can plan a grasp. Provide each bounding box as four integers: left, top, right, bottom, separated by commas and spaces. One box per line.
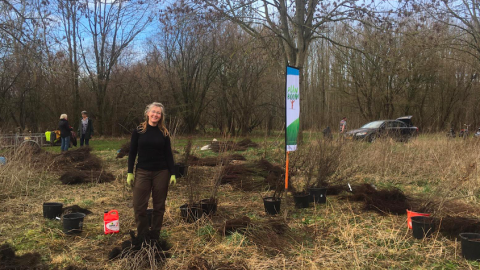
406, 210, 430, 229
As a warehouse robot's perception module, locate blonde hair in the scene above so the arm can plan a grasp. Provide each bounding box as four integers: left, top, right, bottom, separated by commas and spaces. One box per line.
138, 102, 169, 136
60, 114, 68, 120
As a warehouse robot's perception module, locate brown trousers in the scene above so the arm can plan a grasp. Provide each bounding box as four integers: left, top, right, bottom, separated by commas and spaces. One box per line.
133, 168, 169, 236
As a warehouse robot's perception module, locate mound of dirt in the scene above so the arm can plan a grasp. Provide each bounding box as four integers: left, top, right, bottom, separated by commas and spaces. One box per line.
185, 257, 249, 270
189, 154, 246, 167
439, 215, 480, 239
236, 139, 259, 148
218, 216, 251, 235
15, 141, 42, 156
216, 217, 294, 256
220, 159, 284, 191
63, 266, 87, 270
60, 170, 87, 185
53, 148, 107, 172
247, 219, 295, 255
54, 147, 92, 164
425, 200, 480, 217
213, 261, 249, 270
47, 147, 116, 185
310, 180, 350, 196
210, 139, 259, 153
116, 142, 130, 159
326, 184, 349, 195
62, 205, 93, 215
343, 184, 411, 215
59, 169, 115, 185
210, 140, 236, 153
72, 155, 103, 171
0, 243, 47, 270
227, 154, 247, 161
186, 256, 211, 270
108, 230, 171, 261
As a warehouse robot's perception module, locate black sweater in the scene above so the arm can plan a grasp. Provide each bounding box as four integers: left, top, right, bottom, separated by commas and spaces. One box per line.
58, 119, 72, 138
128, 124, 175, 175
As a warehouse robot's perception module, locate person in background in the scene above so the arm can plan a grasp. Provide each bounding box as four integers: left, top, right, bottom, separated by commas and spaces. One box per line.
78, 111, 94, 146
339, 117, 347, 134
58, 114, 72, 152
127, 102, 176, 240
322, 126, 333, 140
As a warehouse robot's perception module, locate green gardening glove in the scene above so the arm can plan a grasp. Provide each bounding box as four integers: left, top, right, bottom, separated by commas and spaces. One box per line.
127, 173, 134, 187
170, 175, 176, 186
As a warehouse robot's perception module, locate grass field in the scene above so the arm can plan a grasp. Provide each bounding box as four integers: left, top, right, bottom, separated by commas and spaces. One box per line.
1, 133, 480, 269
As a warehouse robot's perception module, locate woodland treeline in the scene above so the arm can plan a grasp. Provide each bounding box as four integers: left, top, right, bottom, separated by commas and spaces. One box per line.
1, 0, 480, 136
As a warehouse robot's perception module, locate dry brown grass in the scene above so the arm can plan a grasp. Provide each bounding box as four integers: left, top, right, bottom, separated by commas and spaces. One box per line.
1, 134, 480, 269
0, 148, 53, 200
337, 135, 480, 198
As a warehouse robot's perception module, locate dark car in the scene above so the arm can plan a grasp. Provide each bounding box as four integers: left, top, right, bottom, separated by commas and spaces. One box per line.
345, 116, 418, 142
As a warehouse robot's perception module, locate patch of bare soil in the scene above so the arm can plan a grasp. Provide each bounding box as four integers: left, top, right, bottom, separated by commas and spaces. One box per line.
0, 243, 47, 270
341, 184, 411, 215
220, 159, 284, 191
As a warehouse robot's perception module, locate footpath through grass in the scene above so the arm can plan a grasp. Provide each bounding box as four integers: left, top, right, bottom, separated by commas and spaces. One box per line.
0, 134, 480, 269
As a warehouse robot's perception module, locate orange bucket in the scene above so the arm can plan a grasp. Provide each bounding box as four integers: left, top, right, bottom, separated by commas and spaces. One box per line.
406, 210, 430, 229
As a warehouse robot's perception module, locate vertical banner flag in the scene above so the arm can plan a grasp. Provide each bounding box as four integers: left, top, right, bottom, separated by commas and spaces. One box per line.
286, 66, 300, 152
285, 66, 299, 190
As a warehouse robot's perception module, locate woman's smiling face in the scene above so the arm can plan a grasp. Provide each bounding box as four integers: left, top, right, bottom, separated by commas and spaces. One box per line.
147, 105, 162, 125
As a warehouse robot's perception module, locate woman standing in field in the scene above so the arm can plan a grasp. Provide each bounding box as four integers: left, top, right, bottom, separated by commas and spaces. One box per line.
58, 114, 72, 152
78, 111, 94, 146
127, 102, 176, 239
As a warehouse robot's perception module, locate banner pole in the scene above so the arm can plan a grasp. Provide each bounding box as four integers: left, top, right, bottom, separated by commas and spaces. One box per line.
285, 151, 289, 190
284, 65, 288, 193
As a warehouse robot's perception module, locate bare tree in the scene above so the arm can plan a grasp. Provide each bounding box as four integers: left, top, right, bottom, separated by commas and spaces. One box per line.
158, 14, 221, 134
196, 0, 374, 141
78, 0, 154, 135
426, 0, 480, 66
56, 0, 81, 129
216, 24, 275, 136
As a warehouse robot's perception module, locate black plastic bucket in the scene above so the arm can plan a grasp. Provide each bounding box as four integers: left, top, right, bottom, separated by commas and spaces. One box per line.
175, 163, 188, 178
43, 202, 63, 220
263, 197, 281, 215
200, 199, 217, 216
146, 208, 153, 229
459, 233, 480, 260
180, 204, 202, 223
63, 213, 86, 234
411, 216, 435, 239
308, 187, 327, 204
293, 193, 310, 209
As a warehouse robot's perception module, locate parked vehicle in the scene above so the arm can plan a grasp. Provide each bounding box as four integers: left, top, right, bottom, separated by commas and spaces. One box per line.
345, 116, 418, 142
